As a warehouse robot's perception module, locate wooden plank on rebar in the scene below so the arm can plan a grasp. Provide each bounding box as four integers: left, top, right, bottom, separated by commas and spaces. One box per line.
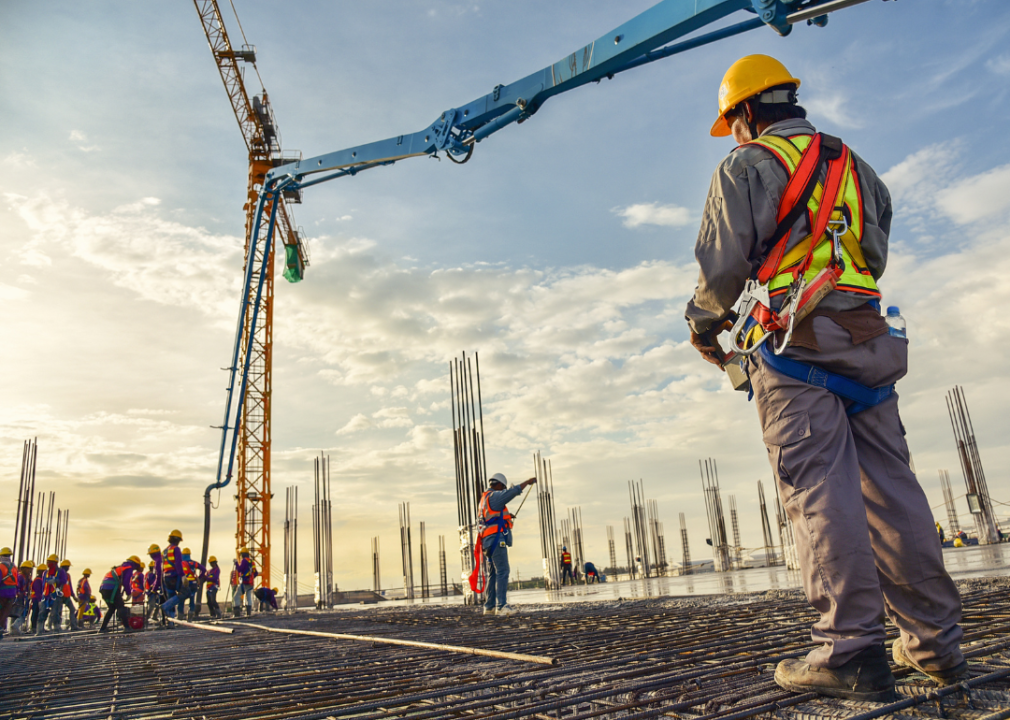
167, 617, 235, 633
225, 621, 558, 665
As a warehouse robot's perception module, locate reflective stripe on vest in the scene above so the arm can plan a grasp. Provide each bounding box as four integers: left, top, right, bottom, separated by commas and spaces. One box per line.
478, 491, 513, 542
561, 552, 572, 565
746, 134, 880, 299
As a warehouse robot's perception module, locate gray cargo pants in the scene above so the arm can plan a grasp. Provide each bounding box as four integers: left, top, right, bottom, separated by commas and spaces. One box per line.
750, 316, 963, 671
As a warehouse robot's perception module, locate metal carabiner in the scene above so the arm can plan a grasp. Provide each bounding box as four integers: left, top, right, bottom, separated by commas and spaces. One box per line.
827, 215, 849, 266
728, 280, 773, 357
772, 277, 805, 356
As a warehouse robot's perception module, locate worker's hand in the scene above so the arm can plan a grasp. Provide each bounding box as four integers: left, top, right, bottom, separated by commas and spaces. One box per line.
690, 319, 733, 370
522, 477, 537, 488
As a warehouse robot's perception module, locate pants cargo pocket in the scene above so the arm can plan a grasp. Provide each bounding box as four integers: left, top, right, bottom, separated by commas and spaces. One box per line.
763, 411, 817, 502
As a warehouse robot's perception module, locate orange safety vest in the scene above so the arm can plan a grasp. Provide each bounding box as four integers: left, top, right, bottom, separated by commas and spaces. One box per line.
561, 551, 572, 565
0, 562, 16, 591
477, 490, 513, 543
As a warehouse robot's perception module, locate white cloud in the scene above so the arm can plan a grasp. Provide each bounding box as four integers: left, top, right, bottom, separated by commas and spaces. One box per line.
5, 192, 242, 318
69, 129, 100, 152
2, 151, 35, 168
613, 202, 694, 229
987, 53, 1010, 76
336, 413, 374, 435
0, 283, 30, 301
936, 163, 1010, 225
804, 91, 865, 130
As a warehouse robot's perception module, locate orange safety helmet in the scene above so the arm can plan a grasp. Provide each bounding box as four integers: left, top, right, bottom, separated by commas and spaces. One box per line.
711, 55, 801, 137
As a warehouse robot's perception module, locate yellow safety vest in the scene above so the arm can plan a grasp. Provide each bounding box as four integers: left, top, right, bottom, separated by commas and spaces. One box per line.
747, 133, 880, 300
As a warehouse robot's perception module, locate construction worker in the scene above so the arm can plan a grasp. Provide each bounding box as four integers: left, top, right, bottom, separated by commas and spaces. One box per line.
129, 564, 146, 606
233, 548, 256, 616
29, 565, 44, 633
10, 560, 35, 635
686, 55, 965, 701
38, 554, 73, 633
560, 546, 574, 586
160, 530, 186, 621
77, 595, 101, 629
77, 568, 92, 603
584, 561, 600, 584
99, 556, 143, 633
936, 522, 946, 544
254, 586, 278, 611
205, 556, 222, 619
55, 559, 80, 631
181, 548, 205, 619
0, 548, 17, 639
478, 473, 536, 616
146, 544, 165, 625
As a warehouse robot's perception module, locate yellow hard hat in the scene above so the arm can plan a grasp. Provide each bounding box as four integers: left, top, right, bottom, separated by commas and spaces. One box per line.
47, 553, 59, 563
711, 54, 801, 137
128, 555, 143, 567
83, 568, 92, 576
239, 547, 249, 555
147, 544, 161, 554
272, 587, 278, 593
168, 529, 183, 540
182, 547, 191, 555
149, 561, 155, 568
60, 559, 71, 568
208, 556, 218, 563
36, 566, 45, 573
20, 560, 35, 569
90, 595, 96, 601
0, 547, 12, 556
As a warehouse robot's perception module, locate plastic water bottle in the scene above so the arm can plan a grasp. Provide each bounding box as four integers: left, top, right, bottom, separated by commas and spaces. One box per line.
885, 306, 906, 339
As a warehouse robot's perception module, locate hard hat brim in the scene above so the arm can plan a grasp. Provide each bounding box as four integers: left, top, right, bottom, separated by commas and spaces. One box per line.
710, 114, 732, 138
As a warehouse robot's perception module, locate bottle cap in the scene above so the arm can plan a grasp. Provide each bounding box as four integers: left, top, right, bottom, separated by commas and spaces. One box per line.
886, 306, 899, 315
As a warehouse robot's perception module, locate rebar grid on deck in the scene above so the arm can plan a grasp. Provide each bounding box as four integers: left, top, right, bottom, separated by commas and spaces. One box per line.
3, 583, 1009, 720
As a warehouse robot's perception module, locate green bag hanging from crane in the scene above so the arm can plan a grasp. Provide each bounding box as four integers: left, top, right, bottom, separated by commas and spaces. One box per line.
282, 244, 304, 283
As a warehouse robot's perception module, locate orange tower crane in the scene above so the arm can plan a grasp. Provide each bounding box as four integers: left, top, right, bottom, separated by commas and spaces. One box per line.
194, 0, 309, 586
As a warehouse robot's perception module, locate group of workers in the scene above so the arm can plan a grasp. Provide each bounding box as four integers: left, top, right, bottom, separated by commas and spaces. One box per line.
0, 529, 282, 639
558, 547, 602, 585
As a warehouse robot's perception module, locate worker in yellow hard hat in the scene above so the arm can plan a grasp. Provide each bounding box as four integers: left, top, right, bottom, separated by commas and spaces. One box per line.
37, 554, 74, 633
99, 556, 144, 633
145, 543, 166, 627
160, 530, 186, 623
684, 54, 966, 700
205, 556, 223, 619
0, 547, 17, 638
253, 584, 278, 612
51, 558, 80, 632
9, 560, 36, 635
232, 547, 257, 617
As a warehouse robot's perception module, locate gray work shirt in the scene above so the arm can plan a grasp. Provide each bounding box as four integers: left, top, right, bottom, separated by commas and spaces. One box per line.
482, 484, 524, 550
684, 118, 892, 335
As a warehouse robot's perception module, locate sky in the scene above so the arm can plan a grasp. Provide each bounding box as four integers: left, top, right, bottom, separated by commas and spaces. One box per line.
2, 0, 1010, 594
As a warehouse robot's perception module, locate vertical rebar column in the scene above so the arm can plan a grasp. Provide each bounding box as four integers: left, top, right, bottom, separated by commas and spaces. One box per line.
758, 481, 778, 567
946, 386, 998, 544
628, 480, 652, 577
419, 521, 429, 599
371, 537, 380, 593
283, 485, 297, 611
20, 443, 37, 566
606, 525, 617, 575
398, 502, 415, 600
679, 512, 691, 575
728, 496, 741, 569
701, 460, 730, 572
940, 469, 960, 534
623, 517, 635, 579
438, 535, 447, 597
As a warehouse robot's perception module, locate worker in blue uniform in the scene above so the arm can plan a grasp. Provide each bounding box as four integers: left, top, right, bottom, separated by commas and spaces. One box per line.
478, 473, 536, 617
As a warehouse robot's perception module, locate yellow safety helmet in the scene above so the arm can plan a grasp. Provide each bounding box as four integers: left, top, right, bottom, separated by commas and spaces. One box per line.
168, 529, 183, 540
47, 553, 59, 563
83, 568, 92, 576
711, 54, 801, 137
147, 544, 161, 554
60, 559, 71, 568
20, 560, 35, 570
208, 556, 218, 563
90, 595, 96, 602
272, 587, 278, 593
0, 547, 12, 556
36, 566, 45, 574
182, 547, 191, 555
239, 547, 249, 555
127, 555, 143, 567
149, 561, 155, 568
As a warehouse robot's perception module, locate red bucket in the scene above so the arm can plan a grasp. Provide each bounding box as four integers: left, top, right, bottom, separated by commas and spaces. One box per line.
127, 616, 145, 631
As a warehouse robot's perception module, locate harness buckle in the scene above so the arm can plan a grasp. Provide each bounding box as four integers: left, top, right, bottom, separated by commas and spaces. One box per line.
729, 279, 773, 357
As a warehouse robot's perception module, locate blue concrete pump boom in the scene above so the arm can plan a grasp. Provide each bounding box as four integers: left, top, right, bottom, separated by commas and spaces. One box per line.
205, 0, 886, 556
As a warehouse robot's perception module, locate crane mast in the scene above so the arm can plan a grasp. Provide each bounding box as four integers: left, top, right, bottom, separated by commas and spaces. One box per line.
194, 0, 309, 587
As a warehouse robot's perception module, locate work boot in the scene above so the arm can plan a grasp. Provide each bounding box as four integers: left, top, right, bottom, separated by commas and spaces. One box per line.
775, 644, 898, 702
245, 606, 252, 617
496, 604, 514, 617
892, 637, 969, 686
